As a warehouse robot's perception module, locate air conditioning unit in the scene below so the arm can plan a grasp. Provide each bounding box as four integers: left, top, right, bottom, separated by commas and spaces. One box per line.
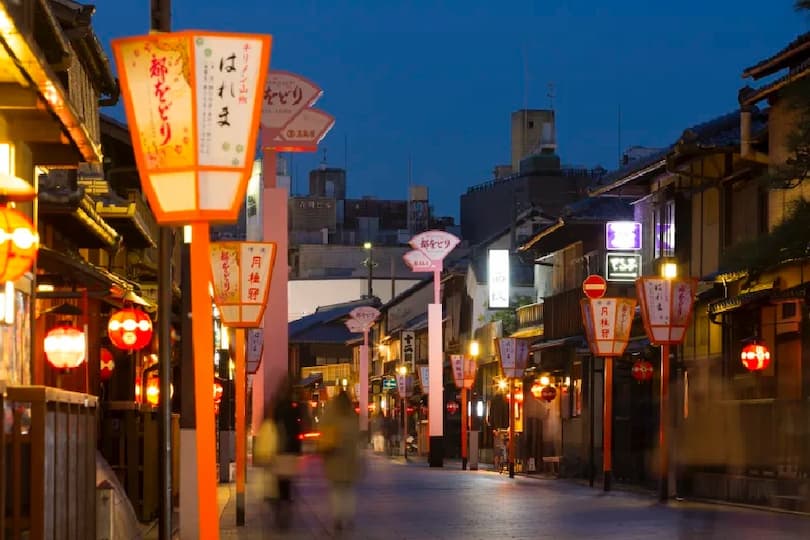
776, 300, 802, 335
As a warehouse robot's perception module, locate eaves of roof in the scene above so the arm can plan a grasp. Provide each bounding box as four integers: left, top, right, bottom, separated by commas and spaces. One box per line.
742, 32, 810, 80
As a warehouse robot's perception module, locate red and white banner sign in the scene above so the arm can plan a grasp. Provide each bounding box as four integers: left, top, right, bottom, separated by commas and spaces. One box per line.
450, 354, 477, 389
580, 297, 636, 357
496, 337, 530, 378
403, 249, 440, 272
261, 70, 322, 132
636, 277, 697, 345
210, 242, 276, 327
348, 306, 380, 332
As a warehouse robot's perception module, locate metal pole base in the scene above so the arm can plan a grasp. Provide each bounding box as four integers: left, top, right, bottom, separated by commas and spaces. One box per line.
428, 436, 444, 467
508, 461, 515, 478
462, 457, 468, 470
603, 470, 612, 492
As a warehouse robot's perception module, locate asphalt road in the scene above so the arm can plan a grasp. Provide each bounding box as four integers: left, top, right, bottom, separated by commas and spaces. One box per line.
218, 453, 810, 539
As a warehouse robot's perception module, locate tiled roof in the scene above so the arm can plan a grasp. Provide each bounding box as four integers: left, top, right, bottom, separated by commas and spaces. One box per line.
288, 297, 380, 343
742, 32, 810, 80
561, 196, 633, 221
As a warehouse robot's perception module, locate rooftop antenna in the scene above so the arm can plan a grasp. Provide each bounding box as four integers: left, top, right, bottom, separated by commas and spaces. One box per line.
547, 82, 555, 110
319, 147, 327, 170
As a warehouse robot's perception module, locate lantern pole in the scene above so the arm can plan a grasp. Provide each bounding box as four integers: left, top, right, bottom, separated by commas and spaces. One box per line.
659, 342, 670, 502
234, 327, 246, 525
190, 222, 219, 537
508, 377, 515, 478
603, 356, 613, 492
150, 1, 175, 538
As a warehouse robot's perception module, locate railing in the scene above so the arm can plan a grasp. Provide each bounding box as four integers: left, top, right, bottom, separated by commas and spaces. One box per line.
516, 302, 543, 329
542, 288, 585, 340
3, 385, 98, 539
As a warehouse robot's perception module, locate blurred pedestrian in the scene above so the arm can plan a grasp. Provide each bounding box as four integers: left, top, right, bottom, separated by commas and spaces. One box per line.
318, 389, 362, 533
269, 376, 303, 530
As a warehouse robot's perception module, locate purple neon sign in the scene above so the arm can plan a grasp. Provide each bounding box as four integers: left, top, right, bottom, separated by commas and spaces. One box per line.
606, 221, 642, 251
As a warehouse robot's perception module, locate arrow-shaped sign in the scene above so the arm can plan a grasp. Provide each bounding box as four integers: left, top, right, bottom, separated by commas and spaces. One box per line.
260, 71, 322, 132
266, 108, 335, 151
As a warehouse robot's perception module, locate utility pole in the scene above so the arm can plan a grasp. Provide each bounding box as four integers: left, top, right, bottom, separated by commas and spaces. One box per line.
150, 1, 174, 539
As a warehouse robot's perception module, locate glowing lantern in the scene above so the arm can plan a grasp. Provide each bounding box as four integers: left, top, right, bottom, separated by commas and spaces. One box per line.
108, 308, 153, 351
100, 348, 115, 381
0, 205, 38, 282
144, 375, 174, 406
44, 325, 86, 369
741, 341, 771, 372
540, 385, 557, 403
446, 401, 459, 415
213, 381, 224, 404
530, 381, 545, 399
631, 360, 654, 382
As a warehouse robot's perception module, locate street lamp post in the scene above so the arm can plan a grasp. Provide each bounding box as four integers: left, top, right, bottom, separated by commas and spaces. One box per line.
363, 241, 374, 298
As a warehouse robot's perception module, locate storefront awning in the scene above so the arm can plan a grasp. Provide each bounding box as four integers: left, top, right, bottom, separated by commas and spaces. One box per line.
530, 335, 586, 352
511, 325, 544, 339
707, 282, 776, 315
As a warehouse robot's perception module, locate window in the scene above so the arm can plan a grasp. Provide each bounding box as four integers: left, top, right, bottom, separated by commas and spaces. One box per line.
653, 199, 675, 258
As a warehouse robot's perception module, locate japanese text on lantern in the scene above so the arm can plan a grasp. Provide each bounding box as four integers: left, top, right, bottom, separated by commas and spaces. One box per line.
239, 244, 272, 305
643, 279, 670, 326
194, 36, 263, 167
595, 299, 616, 340
149, 53, 171, 146
212, 245, 239, 304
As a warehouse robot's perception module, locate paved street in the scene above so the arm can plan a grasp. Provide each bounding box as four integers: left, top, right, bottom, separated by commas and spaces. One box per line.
217, 453, 810, 539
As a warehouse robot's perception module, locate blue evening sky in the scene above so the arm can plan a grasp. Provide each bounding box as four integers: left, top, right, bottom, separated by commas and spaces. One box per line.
93, 1, 808, 219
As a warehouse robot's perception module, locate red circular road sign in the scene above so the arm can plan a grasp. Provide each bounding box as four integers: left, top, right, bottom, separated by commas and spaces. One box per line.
582, 274, 607, 299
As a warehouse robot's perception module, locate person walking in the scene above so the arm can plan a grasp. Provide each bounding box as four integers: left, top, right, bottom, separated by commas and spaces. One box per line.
269, 377, 303, 530
319, 389, 362, 534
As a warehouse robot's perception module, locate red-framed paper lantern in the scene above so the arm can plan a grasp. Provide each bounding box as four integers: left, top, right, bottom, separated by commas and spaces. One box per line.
44, 324, 86, 370
0, 205, 38, 282
741, 341, 771, 372
631, 360, 654, 382
446, 401, 460, 415
108, 308, 153, 351
100, 348, 115, 381
540, 385, 557, 403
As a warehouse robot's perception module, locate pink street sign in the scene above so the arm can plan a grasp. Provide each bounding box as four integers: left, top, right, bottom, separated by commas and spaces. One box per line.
260, 70, 322, 135
409, 230, 460, 263
403, 249, 440, 272
345, 319, 365, 333
349, 306, 380, 331
265, 108, 335, 152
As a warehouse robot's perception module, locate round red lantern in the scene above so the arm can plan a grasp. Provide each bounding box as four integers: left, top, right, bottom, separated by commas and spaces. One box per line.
446, 401, 459, 415
741, 341, 771, 372
108, 308, 153, 351
213, 380, 224, 404
540, 385, 557, 402
0, 205, 39, 282
631, 360, 654, 382
44, 325, 86, 369
100, 348, 115, 381
530, 381, 544, 399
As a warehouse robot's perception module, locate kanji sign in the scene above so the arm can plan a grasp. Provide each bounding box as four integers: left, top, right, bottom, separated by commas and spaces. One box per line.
403, 249, 439, 272
409, 230, 460, 263
246, 328, 263, 374
450, 354, 477, 389
268, 108, 335, 152
582, 274, 607, 299
210, 241, 276, 327
112, 32, 271, 225
605, 253, 642, 282
580, 297, 637, 356
495, 337, 530, 378
636, 277, 697, 345
401, 331, 415, 366
260, 70, 322, 132
348, 306, 380, 331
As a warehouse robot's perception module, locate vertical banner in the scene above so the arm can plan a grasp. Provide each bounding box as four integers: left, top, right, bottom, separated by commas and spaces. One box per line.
401, 331, 415, 371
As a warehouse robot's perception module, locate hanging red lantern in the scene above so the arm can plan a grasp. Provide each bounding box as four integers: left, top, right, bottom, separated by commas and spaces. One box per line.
44, 324, 86, 370
0, 205, 38, 282
631, 360, 654, 382
213, 380, 224, 404
100, 348, 115, 381
530, 381, 544, 399
540, 385, 557, 402
741, 341, 771, 372
108, 308, 153, 350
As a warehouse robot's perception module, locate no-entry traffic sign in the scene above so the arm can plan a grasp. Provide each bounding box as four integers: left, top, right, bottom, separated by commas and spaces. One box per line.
582, 274, 607, 299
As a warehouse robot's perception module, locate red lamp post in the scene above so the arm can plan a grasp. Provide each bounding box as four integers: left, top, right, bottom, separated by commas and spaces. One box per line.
108, 308, 153, 351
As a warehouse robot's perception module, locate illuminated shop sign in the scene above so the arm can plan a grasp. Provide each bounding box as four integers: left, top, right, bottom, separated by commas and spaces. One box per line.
606, 252, 642, 282
605, 221, 642, 251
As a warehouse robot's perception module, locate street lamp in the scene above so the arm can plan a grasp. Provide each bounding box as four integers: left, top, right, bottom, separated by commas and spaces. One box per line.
363, 241, 374, 298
